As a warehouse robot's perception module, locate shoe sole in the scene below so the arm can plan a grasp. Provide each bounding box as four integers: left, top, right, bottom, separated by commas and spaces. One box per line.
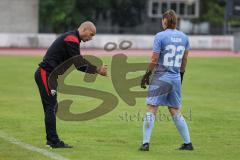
139, 148, 149, 151
46, 144, 72, 149
178, 148, 194, 151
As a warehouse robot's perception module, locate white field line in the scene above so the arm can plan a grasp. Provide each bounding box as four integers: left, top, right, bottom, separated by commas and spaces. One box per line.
0, 131, 71, 160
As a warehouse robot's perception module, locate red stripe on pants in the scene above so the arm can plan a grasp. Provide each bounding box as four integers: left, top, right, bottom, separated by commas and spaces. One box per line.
40, 68, 50, 96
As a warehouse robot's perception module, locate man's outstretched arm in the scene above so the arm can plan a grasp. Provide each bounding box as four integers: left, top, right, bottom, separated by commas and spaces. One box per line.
65, 41, 107, 76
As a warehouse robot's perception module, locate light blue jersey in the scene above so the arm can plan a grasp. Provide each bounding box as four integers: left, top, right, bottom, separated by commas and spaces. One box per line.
147, 29, 189, 108
152, 29, 189, 79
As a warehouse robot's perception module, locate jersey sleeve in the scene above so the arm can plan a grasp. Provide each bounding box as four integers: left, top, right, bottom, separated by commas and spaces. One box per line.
152, 34, 161, 54
64, 38, 97, 74
72, 55, 97, 74
64, 35, 81, 57
65, 41, 81, 57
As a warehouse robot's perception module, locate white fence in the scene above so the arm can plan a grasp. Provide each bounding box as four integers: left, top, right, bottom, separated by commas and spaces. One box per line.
0, 33, 234, 50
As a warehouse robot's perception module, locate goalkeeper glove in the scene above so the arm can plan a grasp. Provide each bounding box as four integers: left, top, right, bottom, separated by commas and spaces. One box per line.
180, 72, 184, 84
141, 70, 152, 89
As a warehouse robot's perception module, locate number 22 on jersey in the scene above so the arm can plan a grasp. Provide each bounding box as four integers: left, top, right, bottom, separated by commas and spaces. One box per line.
163, 45, 185, 67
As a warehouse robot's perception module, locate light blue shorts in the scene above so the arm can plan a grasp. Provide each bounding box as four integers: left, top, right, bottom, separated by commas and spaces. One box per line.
146, 75, 182, 108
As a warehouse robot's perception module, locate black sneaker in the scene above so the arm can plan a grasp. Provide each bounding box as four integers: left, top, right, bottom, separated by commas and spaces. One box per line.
46, 141, 53, 147
178, 143, 194, 150
139, 143, 149, 151
46, 141, 73, 149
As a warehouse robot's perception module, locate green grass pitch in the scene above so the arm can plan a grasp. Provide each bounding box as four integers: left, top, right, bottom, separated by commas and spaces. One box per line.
0, 55, 240, 160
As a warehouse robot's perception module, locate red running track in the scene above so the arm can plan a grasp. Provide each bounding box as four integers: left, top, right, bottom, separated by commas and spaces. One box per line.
0, 48, 240, 57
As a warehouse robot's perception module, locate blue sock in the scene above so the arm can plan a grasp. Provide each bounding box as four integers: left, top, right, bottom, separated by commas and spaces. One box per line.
172, 112, 191, 144
143, 112, 155, 144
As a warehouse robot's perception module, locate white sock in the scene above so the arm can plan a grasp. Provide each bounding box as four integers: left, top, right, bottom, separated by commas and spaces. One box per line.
172, 112, 191, 144
143, 112, 155, 144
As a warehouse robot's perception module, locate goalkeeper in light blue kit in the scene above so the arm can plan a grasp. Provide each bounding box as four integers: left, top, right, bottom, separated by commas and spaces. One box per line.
139, 10, 194, 151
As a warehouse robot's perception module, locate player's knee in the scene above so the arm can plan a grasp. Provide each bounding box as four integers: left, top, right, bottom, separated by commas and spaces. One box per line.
168, 107, 180, 117
147, 105, 158, 115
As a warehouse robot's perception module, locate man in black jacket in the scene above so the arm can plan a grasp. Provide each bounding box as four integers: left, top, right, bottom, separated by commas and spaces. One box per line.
34, 21, 107, 149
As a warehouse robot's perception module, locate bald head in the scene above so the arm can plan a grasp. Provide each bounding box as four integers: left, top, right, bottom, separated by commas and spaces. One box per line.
78, 21, 96, 42
78, 21, 96, 33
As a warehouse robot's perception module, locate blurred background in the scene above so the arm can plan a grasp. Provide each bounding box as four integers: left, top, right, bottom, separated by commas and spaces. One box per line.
0, 0, 240, 52
1, 2, 240, 160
